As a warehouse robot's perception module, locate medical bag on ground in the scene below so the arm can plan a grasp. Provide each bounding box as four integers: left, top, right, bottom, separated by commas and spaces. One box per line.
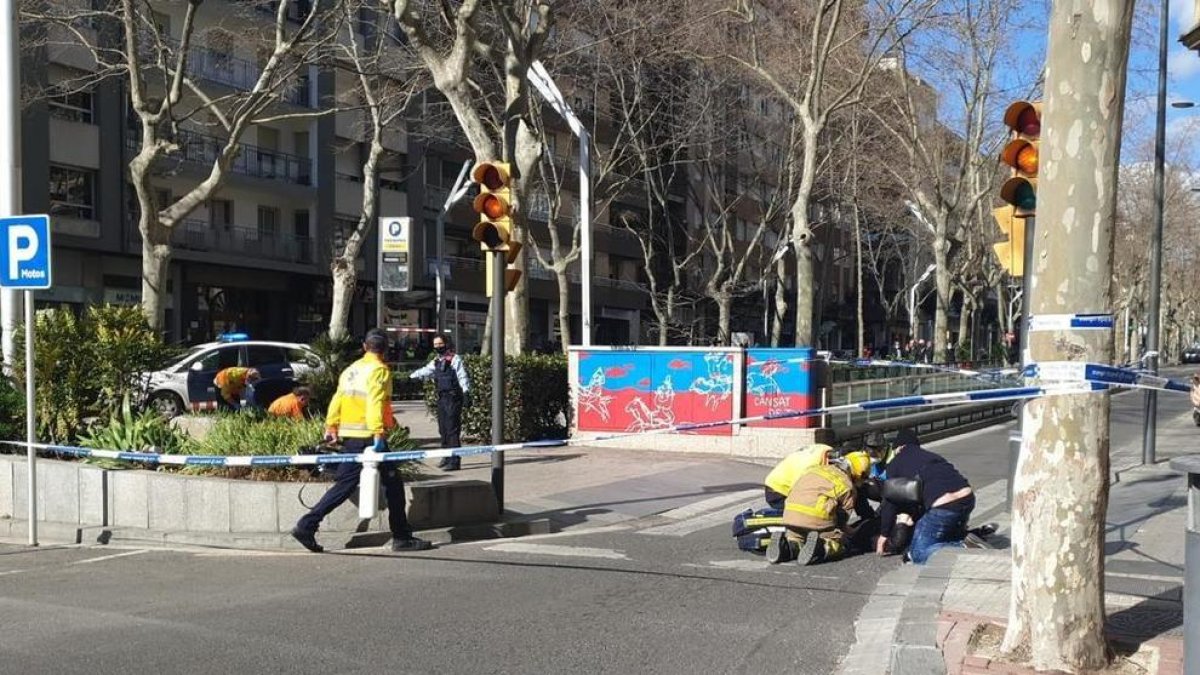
732, 507, 786, 553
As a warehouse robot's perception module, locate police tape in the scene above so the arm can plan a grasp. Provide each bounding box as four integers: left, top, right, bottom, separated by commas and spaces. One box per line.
1022, 361, 1192, 393
0, 379, 1108, 467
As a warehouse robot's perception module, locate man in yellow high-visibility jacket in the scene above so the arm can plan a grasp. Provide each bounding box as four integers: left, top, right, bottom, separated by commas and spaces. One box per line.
291, 329, 431, 554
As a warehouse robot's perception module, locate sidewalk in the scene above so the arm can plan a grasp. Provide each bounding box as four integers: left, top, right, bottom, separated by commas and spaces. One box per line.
840, 412, 1192, 675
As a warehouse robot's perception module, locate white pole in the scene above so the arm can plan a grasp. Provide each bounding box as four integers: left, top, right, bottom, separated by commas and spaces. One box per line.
527, 61, 592, 346
579, 129, 592, 346
24, 290, 35, 546
0, 0, 20, 370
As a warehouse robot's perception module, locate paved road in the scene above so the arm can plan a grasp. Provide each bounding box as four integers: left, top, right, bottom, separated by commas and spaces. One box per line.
1, 368, 1190, 674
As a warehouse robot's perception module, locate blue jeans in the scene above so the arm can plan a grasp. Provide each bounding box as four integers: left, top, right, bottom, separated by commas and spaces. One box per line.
908, 502, 972, 565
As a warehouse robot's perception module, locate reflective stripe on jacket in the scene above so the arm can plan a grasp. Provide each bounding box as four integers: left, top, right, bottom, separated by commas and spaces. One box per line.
782, 464, 856, 531
326, 353, 394, 438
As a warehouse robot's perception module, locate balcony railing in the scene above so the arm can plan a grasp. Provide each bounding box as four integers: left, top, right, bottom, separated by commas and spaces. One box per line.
143, 34, 310, 107
125, 127, 313, 186
128, 219, 313, 265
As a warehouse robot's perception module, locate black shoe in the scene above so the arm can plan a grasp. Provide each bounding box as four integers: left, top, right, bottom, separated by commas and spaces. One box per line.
963, 532, 992, 549
444, 458, 461, 471
970, 522, 998, 538
436, 458, 450, 469
391, 537, 433, 552
794, 533, 822, 566
765, 531, 790, 564
291, 528, 323, 553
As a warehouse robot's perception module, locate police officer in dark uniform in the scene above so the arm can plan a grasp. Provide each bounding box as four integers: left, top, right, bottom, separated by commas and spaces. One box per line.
409, 335, 470, 471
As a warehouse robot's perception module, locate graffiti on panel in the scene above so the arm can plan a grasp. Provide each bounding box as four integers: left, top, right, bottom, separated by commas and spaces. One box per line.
575, 351, 735, 436
745, 348, 817, 429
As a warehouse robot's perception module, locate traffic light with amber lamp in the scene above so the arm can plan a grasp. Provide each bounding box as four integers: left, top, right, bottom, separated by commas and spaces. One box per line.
992, 205, 1025, 278
999, 101, 1040, 218
471, 161, 515, 251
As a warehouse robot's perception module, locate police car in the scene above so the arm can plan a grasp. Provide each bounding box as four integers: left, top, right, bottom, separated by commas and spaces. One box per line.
143, 334, 321, 417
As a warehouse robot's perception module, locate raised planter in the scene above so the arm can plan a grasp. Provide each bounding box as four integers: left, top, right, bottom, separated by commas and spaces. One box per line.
0, 454, 506, 549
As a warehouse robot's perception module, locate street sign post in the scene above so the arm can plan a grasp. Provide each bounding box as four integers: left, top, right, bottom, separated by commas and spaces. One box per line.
0, 214, 50, 547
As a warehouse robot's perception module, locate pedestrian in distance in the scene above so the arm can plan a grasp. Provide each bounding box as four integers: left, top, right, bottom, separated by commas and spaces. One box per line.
267, 385, 311, 420
214, 367, 260, 412
291, 329, 432, 554
409, 334, 470, 471
875, 429, 974, 564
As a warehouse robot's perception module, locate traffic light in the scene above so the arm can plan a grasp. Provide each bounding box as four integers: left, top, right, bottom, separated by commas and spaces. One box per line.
999, 101, 1040, 218
992, 205, 1025, 277
471, 160, 522, 294
471, 161, 516, 250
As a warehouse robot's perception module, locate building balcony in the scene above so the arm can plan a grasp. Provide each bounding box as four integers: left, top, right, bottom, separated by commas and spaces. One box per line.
143, 34, 310, 107
128, 219, 314, 265
125, 127, 313, 186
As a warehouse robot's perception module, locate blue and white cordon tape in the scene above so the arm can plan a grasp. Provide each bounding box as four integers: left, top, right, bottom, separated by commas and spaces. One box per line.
1, 360, 1190, 468
1, 379, 1108, 467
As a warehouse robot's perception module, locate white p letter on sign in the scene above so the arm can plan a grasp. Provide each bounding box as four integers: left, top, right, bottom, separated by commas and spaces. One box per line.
8, 225, 37, 281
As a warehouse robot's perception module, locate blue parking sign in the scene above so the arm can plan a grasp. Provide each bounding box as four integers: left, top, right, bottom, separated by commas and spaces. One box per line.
0, 215, 51, 289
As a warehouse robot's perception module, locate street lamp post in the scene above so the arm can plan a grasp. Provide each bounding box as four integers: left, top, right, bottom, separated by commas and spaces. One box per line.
908, 263, 937, 340
1143, 0, 1176, 466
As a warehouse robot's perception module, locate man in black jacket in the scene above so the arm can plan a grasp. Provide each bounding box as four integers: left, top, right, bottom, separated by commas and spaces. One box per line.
875, 429, 974, 564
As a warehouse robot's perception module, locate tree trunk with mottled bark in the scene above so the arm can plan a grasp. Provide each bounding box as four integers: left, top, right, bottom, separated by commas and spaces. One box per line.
1001, 1, 1133, 670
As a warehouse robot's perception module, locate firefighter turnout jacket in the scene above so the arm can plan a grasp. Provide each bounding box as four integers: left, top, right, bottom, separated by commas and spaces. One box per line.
326, 352, 395, 439
781, 464, 858, 532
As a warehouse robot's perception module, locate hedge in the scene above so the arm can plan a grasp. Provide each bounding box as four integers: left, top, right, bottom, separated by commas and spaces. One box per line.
419, 353, 570, 444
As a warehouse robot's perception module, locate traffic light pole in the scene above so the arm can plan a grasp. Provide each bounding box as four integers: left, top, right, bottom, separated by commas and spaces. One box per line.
490, 249, 505, 511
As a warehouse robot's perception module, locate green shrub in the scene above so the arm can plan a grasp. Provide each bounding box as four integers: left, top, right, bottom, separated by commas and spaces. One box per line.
420, 353, 570, 444
299, 332, 358, 416
13, 305, 176, 442
0, 378, 24, 444
181, 413, 421, 481
78, 396, 191, 468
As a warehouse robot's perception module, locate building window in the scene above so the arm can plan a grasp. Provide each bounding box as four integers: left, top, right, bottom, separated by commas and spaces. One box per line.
49, 165, 96, 220
257, 206, 279, 237
48, 87, 94, 124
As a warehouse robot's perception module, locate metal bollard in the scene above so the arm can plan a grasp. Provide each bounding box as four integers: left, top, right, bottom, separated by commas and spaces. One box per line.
1007, 430, 1021, 510
1169, 455, 1200, 675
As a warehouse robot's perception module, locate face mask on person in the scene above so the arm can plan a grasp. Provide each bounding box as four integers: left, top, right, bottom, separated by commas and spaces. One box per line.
434, 345, 447, 355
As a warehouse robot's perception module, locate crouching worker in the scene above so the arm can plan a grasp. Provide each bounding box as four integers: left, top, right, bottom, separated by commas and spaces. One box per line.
766, 451, 873, 566
762, 443, 835, 509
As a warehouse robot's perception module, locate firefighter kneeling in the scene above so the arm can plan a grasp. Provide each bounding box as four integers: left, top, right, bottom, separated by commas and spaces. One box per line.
765, 451, 873, 566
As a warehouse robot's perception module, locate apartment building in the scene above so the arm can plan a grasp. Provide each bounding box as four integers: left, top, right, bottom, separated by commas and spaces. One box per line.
22, 1, 403, 344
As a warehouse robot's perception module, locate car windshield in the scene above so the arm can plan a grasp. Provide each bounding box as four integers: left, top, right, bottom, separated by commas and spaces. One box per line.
167, 346, 209, 370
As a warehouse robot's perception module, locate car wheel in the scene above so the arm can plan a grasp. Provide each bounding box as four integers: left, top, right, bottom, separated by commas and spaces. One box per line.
149, 392, 185, 419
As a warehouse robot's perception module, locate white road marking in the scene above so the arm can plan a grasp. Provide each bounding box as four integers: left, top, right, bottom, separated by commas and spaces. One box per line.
1106, 571, 1184, 583
483, 542, 629, 560
0, 569, 27, 577
638, 495, 761, 537
454, 524, 632, 545
70, 549, 150, 565
654, 488, 764, 521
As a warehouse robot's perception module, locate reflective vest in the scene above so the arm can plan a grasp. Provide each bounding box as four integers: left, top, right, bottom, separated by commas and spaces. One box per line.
214, 367, 253, 404
326, 353, 395, 438
764, 445, 833, 496
782, 464, 856, 530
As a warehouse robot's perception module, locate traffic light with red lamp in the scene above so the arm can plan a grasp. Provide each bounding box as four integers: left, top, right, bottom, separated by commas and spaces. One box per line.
993, 101, 1040, 278
471, 161, 522, 295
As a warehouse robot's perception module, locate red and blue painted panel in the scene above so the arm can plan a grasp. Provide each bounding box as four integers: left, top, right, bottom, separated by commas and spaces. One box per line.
575, 350, 735, 436
745, 348, 819, 429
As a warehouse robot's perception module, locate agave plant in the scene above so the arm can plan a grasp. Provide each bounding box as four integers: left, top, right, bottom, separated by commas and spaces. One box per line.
79, 395, 190, 454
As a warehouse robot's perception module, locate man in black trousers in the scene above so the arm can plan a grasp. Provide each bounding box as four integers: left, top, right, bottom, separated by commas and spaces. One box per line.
409, 335, 471, 471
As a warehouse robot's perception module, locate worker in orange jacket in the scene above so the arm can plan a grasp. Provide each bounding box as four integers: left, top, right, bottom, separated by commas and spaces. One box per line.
267, 386, 312, 420
214, 367, 260, 411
